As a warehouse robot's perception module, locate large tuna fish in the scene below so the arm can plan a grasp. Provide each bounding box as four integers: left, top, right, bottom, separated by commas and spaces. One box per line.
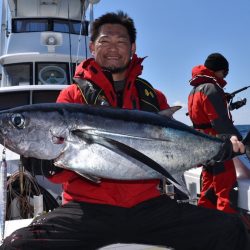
0, 103, 249, 190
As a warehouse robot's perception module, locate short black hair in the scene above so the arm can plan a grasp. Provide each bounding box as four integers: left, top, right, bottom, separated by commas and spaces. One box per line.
90, 11, 136, 44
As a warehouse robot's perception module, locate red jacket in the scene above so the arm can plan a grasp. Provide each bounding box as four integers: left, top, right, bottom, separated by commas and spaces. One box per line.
50, 54, 169, 207
188, 65, 241, 138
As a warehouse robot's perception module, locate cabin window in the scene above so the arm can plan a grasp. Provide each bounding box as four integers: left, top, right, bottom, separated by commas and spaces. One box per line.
12, 18, 88, 35
13, 19, 48, 32
73, 20, 89, 36
36, 62, 69, 85
3, 63, 32, 86
53, 20, 70, 33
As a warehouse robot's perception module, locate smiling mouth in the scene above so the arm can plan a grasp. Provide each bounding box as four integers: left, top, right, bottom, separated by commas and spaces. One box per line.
107, 56, 119, 59
105, 54, 121, 59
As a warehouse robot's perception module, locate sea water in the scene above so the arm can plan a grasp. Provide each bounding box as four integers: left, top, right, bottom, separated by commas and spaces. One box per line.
236, 124, 250, 169
237, 124, 250, 138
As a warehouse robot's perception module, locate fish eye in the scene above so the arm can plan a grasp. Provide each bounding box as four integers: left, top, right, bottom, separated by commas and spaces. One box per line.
10, 114, 25, 129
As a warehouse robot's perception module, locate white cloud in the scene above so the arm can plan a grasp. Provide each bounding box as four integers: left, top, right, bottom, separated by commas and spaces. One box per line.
173, 100, 187, 109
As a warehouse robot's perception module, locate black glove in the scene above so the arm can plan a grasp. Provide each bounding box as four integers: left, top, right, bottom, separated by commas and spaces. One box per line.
224, 92, 232, 103
20, 156, 63, 177
204, 137, 234, 166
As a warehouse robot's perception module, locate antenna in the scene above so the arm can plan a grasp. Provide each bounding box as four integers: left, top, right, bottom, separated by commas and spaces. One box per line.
1, 0, 7, 56
76, 1, 87, 64
89, 0, 101, 23
67, 0, 73, 82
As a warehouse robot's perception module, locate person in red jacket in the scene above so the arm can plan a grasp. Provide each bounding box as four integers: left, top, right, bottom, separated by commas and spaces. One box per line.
188, 53, 242, 213
1, 13, 249, 250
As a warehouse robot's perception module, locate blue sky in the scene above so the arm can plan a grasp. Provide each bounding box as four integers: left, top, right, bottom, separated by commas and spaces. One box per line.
92, 0, 250, 125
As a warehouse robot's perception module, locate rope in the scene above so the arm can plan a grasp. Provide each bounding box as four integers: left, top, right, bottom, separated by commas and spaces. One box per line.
6, 170, 59, 220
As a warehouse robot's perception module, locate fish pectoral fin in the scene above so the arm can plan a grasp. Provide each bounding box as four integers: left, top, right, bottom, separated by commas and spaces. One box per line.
158, 106, 182, 118
72, 129, 180, 186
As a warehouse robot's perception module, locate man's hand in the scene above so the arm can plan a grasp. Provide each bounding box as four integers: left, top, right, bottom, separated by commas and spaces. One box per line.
230, 135, 245, 154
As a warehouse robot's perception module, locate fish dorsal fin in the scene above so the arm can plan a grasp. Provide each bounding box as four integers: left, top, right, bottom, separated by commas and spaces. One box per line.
158, 106, 182, 118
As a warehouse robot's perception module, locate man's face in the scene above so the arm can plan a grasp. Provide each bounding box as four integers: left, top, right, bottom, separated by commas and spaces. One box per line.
89, 23, 136, 74
214, 69, 228, 79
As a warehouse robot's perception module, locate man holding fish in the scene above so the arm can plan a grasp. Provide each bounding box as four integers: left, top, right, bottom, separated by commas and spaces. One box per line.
1, 11, 249, 250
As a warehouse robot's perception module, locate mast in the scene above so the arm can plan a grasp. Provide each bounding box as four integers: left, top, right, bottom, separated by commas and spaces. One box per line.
89, 0, 101, 23
0, 0, 7, 58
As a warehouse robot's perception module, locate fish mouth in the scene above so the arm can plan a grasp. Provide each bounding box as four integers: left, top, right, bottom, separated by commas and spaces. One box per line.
53, 150, 65, 165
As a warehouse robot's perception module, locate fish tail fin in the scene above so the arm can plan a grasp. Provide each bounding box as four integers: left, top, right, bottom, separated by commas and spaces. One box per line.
243, 131, 250, 159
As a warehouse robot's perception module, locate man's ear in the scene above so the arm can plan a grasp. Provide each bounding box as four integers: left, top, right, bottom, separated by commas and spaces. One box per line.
89, 42, 95, 56
131, 43, 136, 56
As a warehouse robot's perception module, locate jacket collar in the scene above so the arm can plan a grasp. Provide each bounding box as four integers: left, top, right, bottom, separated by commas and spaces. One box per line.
190, 65, 227, 88
74, 54, 144, 84
73, 54, 144, 107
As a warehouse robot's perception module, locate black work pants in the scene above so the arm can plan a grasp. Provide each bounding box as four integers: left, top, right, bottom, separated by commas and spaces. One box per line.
1, 196, 249, 250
